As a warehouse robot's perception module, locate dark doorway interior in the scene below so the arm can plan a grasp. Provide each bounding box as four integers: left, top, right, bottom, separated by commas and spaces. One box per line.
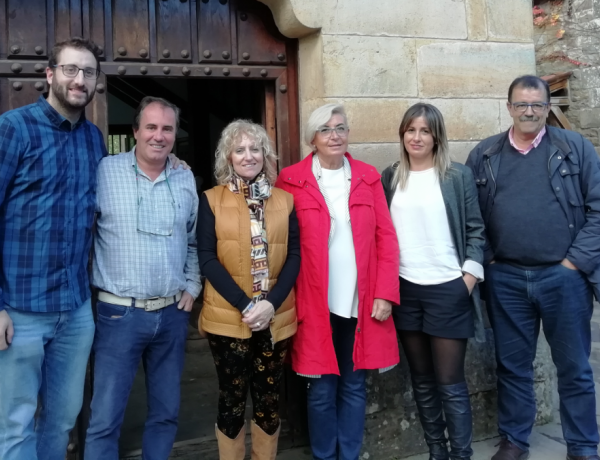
107, 76, 266, 195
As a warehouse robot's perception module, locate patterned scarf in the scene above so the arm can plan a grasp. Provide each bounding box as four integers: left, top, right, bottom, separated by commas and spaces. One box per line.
228, 172, 272, 304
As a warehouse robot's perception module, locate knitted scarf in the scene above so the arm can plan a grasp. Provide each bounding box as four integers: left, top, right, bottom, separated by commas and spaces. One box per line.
228, 172, 272, 304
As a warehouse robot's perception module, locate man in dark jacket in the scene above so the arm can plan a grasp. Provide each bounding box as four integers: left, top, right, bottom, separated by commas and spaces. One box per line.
466, 75, 600, 460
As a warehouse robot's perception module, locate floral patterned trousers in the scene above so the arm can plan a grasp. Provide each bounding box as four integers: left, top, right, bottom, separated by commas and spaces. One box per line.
207, 330, 289, 438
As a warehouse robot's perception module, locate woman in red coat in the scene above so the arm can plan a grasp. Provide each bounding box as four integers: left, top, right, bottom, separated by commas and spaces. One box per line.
275, 103, 400, 460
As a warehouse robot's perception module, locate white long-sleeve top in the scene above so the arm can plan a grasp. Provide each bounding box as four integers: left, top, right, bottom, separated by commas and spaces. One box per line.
390, 168, 465, 285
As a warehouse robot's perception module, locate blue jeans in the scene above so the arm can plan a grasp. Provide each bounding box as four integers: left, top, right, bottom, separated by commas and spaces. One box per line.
486, 262, 598, 456
84, 301, 189, 460
307, 314, 367, 460
0, 300, 95, 460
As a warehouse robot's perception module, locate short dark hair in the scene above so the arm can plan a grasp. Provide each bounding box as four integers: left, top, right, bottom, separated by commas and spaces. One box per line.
133, 96, 181, 132
48, 37, 101, 72
508, 75, 551, 103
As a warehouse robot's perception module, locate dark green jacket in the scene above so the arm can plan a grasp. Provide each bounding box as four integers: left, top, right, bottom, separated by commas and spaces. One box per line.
381, 162, 487, 342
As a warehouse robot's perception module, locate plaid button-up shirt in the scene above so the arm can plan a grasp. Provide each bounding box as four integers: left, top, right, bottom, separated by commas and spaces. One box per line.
92, 150, 201, 300
0, 96, 107, 313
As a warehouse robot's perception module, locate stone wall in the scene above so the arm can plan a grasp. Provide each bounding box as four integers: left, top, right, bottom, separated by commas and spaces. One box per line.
259, 1, 556, 458
262, 0, 536, 168
535, 0, 600, 152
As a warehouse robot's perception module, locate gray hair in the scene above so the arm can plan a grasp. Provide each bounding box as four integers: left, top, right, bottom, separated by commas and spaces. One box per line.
133, 96, 180, 132
304, 103, 348, 148
214, 120, 278, 185
392, 103, 451, 190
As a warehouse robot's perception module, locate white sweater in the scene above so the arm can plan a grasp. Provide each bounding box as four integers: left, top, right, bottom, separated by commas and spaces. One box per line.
321, 167, 359, 318
390, 168, 464, 285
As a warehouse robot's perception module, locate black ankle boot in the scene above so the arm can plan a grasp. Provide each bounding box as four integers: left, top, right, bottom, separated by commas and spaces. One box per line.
411, 374, 449, 460
438, 381, 473, 460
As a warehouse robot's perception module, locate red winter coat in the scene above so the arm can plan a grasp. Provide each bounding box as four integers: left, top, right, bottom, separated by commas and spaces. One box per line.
275, 153, 400, 376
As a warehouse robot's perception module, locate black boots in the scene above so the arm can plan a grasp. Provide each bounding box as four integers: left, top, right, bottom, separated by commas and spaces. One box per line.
438, 381, 473, 460
411, 374, 449, 460
412, 375, 474, 460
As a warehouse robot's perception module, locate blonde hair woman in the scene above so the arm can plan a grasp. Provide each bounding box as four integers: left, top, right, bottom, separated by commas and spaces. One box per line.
382, 103, 486, 460
197, 120, 300, 459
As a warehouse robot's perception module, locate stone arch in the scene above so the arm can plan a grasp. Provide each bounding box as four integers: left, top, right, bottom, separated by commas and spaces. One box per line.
258, 0, 321, 38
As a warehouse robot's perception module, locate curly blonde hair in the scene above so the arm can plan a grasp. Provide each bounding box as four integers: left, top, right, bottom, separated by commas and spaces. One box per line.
214, 120, 278, 185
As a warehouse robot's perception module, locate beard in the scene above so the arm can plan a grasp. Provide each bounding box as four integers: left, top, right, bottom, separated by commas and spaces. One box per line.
50, 79, 95, 112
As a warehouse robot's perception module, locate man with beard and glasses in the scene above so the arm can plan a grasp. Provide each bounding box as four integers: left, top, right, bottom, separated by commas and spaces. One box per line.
466, 75, 600, 460
0, 37, 105, 460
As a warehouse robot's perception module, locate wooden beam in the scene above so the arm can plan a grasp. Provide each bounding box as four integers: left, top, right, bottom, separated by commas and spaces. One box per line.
550, 96, 570, 106
550, 105, 572, 130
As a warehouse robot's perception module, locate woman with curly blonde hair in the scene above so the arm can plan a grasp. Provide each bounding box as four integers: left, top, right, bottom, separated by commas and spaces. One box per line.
197, 120, 300, 459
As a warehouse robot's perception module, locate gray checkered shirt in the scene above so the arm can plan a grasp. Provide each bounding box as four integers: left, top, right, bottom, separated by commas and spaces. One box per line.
92, 149, 201, 299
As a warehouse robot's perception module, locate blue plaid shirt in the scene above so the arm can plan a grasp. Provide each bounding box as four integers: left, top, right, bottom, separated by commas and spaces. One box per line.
0, 96, 107, 313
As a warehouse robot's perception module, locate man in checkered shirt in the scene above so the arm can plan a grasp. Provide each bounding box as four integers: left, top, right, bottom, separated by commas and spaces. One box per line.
84, 96, 200, 460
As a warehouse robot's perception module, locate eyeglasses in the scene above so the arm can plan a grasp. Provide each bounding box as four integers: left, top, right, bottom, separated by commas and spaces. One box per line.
317, 125, 349, 138
53, 64, 100, 80
510, 102, 549, 114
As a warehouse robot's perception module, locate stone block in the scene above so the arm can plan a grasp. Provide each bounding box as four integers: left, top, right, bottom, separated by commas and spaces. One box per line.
429, 99, 501, 141
417, 41, 536, 98
500, 103, 514, 131
341, 98, 412, 143
319, 0, 467, 39
466, 0, 488, 41
579, 108, 600, 128
486, 0, 534, 42
571, 88, 593, 108
347, 143, 400, 173
298, 33, 324, 102
322, 35, 418, 97
450, 141, 484, 164
578, 65, 600, 89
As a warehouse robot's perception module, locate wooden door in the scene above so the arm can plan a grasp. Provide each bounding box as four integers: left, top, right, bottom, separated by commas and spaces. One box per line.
0, 0, 299, 165
0, 0, 301, 457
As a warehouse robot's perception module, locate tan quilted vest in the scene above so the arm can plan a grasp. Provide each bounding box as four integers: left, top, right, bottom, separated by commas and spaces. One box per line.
199, 185, 297, 342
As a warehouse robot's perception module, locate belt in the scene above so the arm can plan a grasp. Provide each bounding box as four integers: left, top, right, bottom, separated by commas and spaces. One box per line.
97, 291, 182, 312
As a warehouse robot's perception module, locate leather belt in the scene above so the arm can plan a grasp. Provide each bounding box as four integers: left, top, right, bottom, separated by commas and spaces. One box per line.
97, 290, 182, 312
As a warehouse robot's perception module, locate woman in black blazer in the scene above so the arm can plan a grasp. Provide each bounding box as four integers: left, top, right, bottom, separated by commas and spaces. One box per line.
382, 103, 486, 460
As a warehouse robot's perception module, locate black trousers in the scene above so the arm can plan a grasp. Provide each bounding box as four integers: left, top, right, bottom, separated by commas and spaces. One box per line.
207, 330, 289, 437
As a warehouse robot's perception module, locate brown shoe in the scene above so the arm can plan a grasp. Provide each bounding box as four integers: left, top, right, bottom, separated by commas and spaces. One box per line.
566, 455, 600, 460
491, 439, 529, 460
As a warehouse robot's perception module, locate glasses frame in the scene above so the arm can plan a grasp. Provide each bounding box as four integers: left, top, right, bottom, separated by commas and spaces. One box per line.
316, 124, 349, 138
53, 64, 100, 80
510, 102, 549, 114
